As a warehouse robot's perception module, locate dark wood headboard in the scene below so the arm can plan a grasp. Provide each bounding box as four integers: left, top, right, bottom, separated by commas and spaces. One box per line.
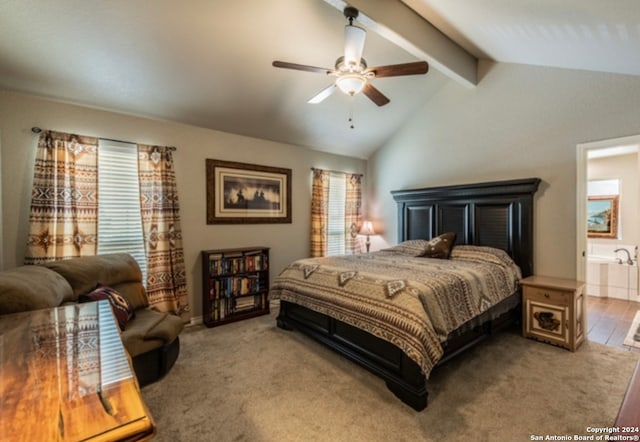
391, 178, 541, 277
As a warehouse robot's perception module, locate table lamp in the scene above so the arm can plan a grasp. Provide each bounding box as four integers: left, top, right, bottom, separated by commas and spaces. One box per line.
360, 221, 376, 253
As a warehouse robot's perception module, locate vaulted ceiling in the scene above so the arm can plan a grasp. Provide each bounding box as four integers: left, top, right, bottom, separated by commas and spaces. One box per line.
1, 0, 638, 158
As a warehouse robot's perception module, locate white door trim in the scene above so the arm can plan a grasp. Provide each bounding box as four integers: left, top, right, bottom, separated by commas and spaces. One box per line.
576, 134, 640, 283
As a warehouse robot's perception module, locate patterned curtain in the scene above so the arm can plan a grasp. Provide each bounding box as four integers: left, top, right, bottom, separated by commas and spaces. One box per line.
310, 168, 330, 257
137, 144, 190, 320
25, 131, 98, 264
345, 173, 364, 254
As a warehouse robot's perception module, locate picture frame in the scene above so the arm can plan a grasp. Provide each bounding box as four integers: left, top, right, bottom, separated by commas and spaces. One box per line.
206, 159, 292, 224
587, 195, 618, 238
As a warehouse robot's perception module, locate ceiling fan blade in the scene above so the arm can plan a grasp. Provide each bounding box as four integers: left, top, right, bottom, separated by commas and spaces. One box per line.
308, 84, 337, 104
365, 61, 429, 78
362, 83, 390, 107
272, 61, 333, 75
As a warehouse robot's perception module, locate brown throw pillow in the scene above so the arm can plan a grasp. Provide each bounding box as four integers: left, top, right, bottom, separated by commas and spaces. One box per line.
422, 232, 457, 259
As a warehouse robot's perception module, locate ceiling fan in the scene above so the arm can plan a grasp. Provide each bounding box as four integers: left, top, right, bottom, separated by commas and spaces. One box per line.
272, 6, 428, 107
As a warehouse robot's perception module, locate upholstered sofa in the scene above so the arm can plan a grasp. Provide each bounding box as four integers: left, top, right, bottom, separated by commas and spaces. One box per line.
0, 253, 184, 386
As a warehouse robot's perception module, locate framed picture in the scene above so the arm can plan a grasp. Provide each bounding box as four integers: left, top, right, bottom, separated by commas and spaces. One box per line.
587, 195, 618, 238
206, 159, 292, 224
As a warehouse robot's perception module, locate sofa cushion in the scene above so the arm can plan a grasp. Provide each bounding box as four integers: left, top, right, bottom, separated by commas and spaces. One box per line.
120, 308, 184, 357
79, 285, 135, 330
44, 253, 148, 309
0, 266, 73, 314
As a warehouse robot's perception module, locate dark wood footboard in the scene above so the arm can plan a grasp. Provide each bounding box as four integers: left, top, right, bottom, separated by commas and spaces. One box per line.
277, 298, 520, 411
277, 300, 429, 410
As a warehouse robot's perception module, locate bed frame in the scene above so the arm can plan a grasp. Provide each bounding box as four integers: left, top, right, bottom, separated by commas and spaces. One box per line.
276, 178, 541, 410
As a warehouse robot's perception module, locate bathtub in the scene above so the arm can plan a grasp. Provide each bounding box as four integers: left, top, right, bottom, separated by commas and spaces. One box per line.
586, 254, 638, 301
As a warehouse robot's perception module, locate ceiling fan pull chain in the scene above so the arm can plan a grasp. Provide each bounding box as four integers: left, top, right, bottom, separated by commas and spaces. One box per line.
349, 96, 355, 129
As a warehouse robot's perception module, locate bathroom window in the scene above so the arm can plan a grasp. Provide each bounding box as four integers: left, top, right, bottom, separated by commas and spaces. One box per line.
588, 179, 619, 196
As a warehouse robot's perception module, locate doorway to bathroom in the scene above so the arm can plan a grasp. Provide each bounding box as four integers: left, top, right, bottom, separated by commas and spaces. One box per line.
577, 134, 640, 351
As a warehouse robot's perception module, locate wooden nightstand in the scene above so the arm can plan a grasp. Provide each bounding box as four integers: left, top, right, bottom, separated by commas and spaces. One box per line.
520, 275, 586, 352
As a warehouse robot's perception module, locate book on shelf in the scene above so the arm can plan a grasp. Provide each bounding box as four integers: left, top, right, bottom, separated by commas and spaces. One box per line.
207, 252, 269, 276
233, 296, 257, 313
210, 275, 262, 298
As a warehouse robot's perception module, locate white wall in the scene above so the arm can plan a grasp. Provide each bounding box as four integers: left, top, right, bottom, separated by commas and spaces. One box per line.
368, 61, 640, 280
0, 90, 366, 319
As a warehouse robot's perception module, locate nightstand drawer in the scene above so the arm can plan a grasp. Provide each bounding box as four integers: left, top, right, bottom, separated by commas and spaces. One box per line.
524, 286, 571, 305
524, 298, 569, 344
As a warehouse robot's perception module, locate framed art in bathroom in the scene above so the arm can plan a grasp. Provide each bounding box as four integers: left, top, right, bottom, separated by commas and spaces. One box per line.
587, 195, 618, 238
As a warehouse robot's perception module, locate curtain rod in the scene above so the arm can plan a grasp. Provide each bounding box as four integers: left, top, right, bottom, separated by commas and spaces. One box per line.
31, 127, 177, 151
310, 167, 363, 177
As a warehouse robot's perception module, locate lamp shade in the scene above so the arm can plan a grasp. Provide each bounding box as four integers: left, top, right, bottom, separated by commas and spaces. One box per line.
359, 220, 375, 236
336, 75, 366, 96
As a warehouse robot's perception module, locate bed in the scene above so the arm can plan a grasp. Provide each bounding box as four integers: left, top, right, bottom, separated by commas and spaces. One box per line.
270, 178, 541, 410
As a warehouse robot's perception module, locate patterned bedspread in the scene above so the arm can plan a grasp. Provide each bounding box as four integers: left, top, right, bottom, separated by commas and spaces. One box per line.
269, 245, 521, 377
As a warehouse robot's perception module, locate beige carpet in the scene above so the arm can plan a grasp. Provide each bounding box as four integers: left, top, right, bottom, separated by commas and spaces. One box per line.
623, 310, 640, 349
142, 306, 639, 442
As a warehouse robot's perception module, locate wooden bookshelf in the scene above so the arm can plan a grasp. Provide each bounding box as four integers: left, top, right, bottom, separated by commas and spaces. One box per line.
201, 247, 270, 327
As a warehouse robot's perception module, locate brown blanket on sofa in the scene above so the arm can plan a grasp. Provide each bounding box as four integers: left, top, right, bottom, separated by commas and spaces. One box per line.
269, 246, 521, 377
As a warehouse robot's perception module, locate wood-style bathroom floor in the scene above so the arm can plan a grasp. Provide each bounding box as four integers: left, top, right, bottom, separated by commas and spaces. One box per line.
587, 296, 640, 353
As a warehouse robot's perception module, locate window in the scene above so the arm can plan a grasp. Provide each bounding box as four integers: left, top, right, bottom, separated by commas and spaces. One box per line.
310, 168, 362, 257
327, 172, 347, 256
27, 130, 188, 316
97, 140, 147, 283
588, 178, 619, 197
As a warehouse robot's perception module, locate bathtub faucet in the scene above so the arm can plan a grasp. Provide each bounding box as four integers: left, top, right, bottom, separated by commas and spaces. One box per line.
614, 248, 634, 265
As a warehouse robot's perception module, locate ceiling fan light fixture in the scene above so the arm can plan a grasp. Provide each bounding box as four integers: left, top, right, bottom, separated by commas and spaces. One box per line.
336, 74, 367, 96
271, 5, 428, 109
344, 24, 366, 67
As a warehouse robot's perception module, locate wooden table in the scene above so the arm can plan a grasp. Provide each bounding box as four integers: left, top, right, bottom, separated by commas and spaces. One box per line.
0, 301, 155, 441
613, 358, 640, 436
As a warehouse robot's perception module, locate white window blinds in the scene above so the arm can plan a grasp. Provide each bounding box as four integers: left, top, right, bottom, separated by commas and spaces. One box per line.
97, 140, 147, 284
327, 172, 346, 256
